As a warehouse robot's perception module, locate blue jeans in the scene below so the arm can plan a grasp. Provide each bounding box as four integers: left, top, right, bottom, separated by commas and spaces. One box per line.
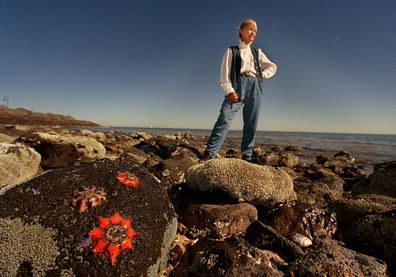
206, 76, 263, 160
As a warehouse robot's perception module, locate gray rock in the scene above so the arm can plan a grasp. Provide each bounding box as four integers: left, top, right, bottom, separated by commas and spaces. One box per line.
180, 203, 258, 239
245, 220, 305, 261
294, 239, 388, 276
187, 158, 297, 207
17, 132, 105, 168
0, 142, 41, 191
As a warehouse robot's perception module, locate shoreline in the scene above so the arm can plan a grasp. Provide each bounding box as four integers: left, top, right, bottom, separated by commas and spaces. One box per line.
1, 124, 395, 275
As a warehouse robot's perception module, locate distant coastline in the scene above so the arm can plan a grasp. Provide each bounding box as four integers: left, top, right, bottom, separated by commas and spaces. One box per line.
85, 126, 396, 164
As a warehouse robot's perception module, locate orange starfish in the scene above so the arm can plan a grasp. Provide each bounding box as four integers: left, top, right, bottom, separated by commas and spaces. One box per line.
117, 171, 140, 187
89, 212, 137, 265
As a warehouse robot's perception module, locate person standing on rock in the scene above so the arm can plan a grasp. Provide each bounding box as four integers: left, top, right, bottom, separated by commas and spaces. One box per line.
203, 18, 277, 161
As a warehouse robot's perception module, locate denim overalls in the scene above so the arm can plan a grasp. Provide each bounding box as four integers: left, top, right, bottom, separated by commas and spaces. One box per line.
206, 45, 263, 160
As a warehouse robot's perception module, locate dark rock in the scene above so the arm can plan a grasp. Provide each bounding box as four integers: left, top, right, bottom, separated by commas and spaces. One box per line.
156, 138, 180, 158
292, 239, 388, 276
270, 145, 284, 152
0, 155, 177, 276
328, 194, 396, 235
294, 177, 344, 206
285, 145, 303, 152
352, 161, 396, 198
123, 146, 149, 164
316, 155, 331, 165
171, 236, 284, 277
344, 210, 396, 275
135, 140, 168, 159
158, 148, 198, 188
245, 221, 305, 262
278, 153, 299, 168
225, 148, 241, 159
265, 152, 280, 166
264, 204, 337, 242
143, 153, 162, 168
179, 203, 258, 239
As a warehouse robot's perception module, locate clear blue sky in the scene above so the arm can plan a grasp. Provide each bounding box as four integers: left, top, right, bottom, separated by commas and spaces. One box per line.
1, 0, 395, 134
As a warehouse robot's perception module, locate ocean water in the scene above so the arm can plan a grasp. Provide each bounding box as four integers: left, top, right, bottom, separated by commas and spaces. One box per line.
90, 127, 396, 164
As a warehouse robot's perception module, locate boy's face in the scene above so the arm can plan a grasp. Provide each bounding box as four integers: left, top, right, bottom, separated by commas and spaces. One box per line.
240, 24, 257, 44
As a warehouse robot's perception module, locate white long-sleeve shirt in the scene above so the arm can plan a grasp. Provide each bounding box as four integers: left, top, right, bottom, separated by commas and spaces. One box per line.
219, 40, 277, 95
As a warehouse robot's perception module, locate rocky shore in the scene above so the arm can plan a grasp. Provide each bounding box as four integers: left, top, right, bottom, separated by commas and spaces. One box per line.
0, 123, 395, 276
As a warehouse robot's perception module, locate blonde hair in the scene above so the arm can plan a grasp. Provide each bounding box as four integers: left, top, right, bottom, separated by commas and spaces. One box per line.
239, 18, 258, 38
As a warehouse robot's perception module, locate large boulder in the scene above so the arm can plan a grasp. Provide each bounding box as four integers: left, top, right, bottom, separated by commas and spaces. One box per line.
186, 159, 296, 207
171, 236, 284, 277
294, 239, 387, 276
344, 210, 396, 275
0, 155, 177, 277
329, 194, 396, 233
179, 203, 258, 239
17, 132, 106, 168
0, 142, 41, 191
352, 161, 396, 198
264, 204, 337, 241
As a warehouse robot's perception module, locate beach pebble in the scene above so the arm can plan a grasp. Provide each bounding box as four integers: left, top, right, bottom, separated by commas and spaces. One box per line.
288, 233, 313, 248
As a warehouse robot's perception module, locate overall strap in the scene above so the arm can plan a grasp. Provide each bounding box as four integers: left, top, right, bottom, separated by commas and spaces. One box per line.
250, 45, 262, 79
230, 46, 241, 87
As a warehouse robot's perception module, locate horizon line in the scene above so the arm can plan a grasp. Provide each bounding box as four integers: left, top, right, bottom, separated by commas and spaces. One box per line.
92, 125, 396, 136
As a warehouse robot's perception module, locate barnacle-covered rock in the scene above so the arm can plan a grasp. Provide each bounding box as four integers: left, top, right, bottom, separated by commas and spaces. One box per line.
187, 158, 296, 207
0, 155, 177, 276
0, 217, 59, 277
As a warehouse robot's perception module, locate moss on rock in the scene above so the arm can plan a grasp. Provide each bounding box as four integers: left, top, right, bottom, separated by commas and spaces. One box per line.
0, 217, 59, 277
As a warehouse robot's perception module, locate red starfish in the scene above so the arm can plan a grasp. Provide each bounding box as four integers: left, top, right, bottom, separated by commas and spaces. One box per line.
117, 171, 140, 187
89, 212, 137, 265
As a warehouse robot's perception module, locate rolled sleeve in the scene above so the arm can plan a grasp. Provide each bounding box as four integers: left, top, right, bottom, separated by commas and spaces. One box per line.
258, 49, 277, 79
219, 48, 235, 94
